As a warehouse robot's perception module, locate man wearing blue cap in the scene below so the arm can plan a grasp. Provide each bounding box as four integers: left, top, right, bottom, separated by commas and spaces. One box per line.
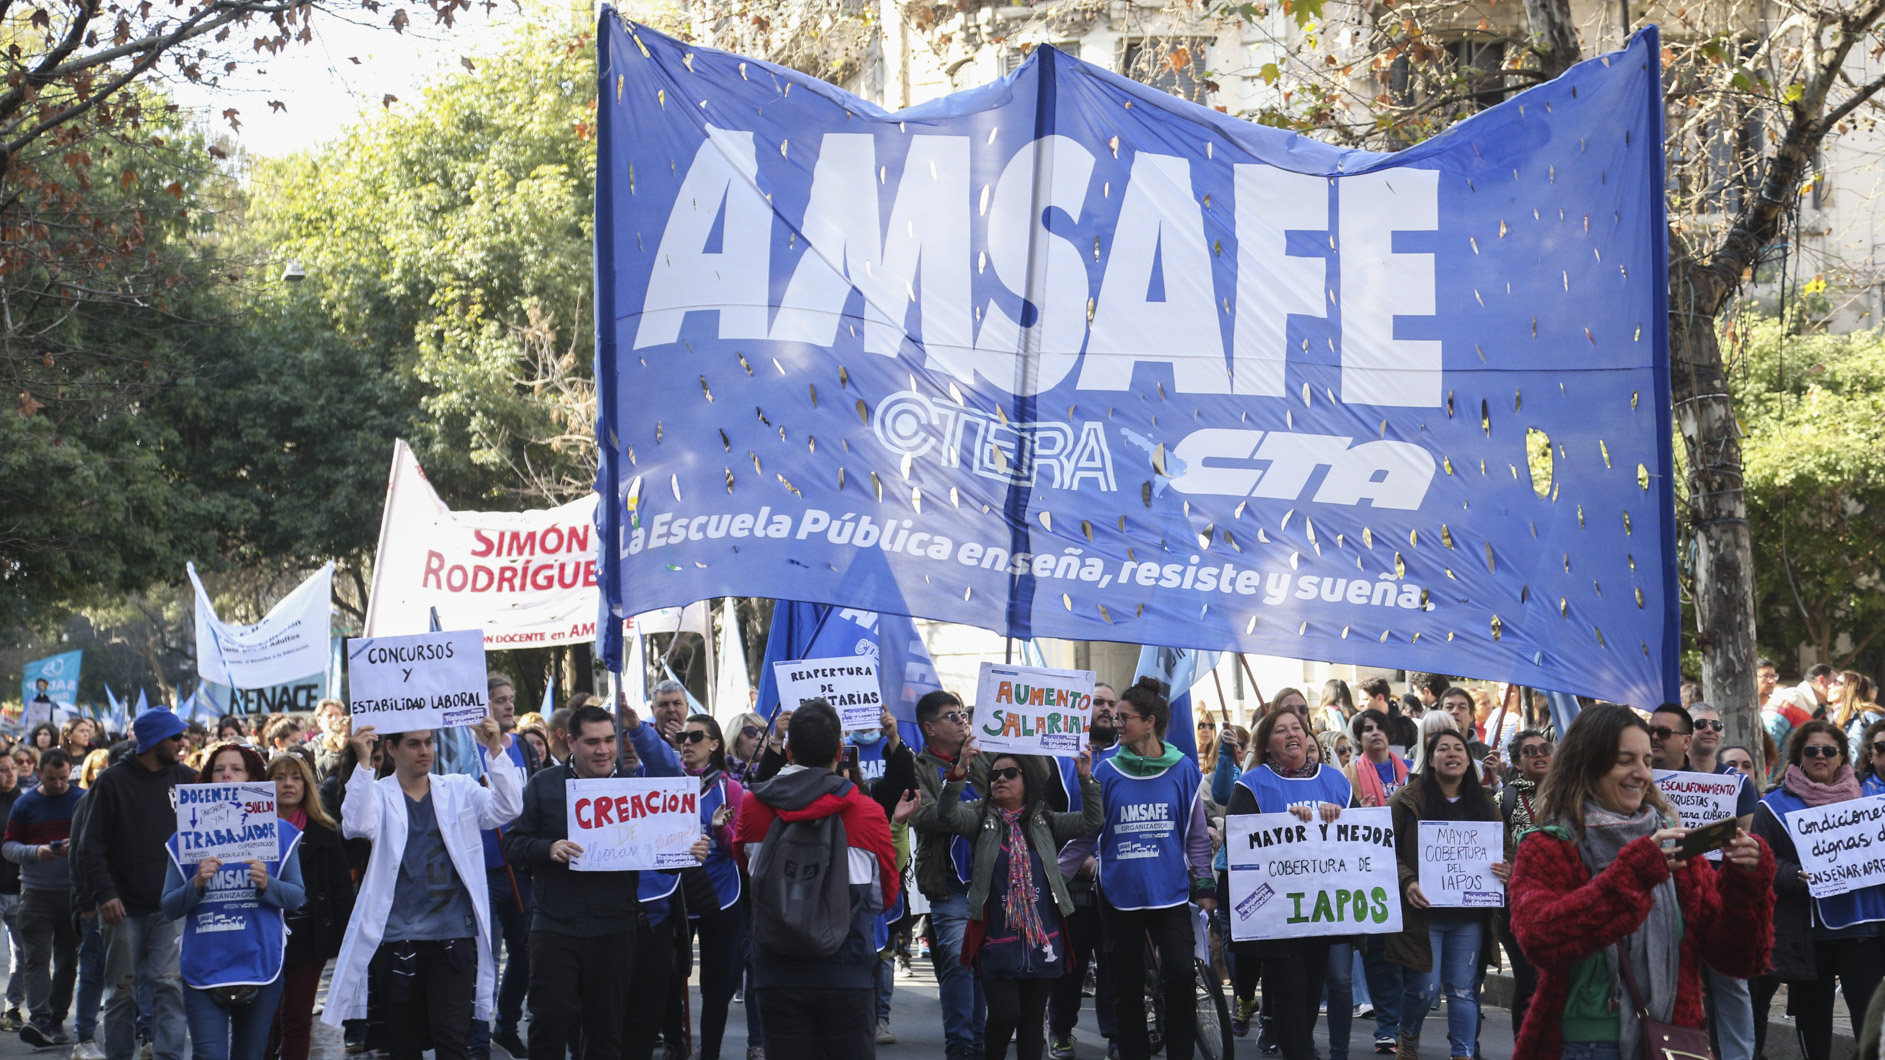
71, 709, 196, 1060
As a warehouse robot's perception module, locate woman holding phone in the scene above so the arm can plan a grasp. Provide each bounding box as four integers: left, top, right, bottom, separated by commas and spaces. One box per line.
1751, 719, 1885, 1060
1508, 705, 1773, 1060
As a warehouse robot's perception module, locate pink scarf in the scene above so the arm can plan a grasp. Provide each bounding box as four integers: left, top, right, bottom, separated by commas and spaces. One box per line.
999, 809, 1051, 957
1782, 762, 1862, 806
1353, 754, 1408, 807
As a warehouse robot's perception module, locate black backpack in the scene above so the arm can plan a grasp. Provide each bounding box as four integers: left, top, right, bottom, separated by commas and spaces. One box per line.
749, 782, 859, 960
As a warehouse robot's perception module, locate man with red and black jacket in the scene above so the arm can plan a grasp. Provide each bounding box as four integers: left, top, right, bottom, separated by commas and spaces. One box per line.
736, 700, 899, 1060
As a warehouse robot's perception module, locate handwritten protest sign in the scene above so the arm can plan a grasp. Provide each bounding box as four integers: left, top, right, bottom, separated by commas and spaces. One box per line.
772, 657, 880, 731
972, 663, 1094, 757
1785, 794, 1885, 899
1416, 820, 1504, 907
566, 777, 702, 872
1656, 769, 1745, 861
346, 629, 489, 734
1227, 807, 1403, 941
175, 783, 279, 866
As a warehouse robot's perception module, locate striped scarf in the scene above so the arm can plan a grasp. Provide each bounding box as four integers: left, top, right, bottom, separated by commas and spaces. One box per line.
1000, 808, 1052, 959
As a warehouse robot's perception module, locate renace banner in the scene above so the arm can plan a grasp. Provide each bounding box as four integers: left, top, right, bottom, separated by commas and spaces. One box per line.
593, 17, 1679, 707
366, 440, 601, 648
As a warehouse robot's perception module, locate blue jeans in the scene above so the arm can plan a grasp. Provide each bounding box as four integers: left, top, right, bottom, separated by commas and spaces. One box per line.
875, 952, 894, 1023
928, 890, 986, 1059
1399, 918, 1482, 1057
1360, 934, 1402, 1040
1560, 1042, 1622, 1060
181, 976, 285, 1060
101, 913, 185, 1060
470, 869, 531, 1055
75, 913, 102, 1040
1325, 942, 1354, 1060
1705, 962, 1755, 1060
1351, 947, 1370, 1008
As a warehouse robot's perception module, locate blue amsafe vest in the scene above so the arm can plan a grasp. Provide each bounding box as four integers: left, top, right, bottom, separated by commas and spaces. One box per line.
1761, 789, 1885, 929
1094, 753, 1201, 911
165, 819, 303, 989
640, 867, 681, 928
694, 773, 742, 913
933, 762, 977, 886
849, 734, 889, 786
1057, 743, 1121, 813
1236, 763, 1354, 815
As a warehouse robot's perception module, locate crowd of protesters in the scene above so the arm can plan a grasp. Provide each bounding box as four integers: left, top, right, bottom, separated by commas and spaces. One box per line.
5, 657, 1885, 1060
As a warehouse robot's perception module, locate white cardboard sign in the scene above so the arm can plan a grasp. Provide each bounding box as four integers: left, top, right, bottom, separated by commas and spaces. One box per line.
1655, 769, 1745, 861
174, 783, 279, 866
345, 629, 489, 734
566, 777, 702, 872
1416, 819, 1505, 908
1785, 794, 1885, 899
971, 663, 1095, 757
772, 657, 880, 731
1227, 807, 1403, 941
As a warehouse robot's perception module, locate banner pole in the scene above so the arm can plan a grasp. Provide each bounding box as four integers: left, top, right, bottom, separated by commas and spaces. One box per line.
1210, 666, 1232, 729
1236, 654, 1265, 711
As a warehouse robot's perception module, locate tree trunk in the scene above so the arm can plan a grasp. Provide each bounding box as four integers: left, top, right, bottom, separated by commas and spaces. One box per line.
1668, 246, 1761, 771
1521, 0, 1582, 77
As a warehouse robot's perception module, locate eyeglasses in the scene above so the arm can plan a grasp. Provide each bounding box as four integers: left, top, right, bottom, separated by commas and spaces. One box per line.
934, 711, 969, 725
1116, 712, 1150, 725
988, 766, 1024, 782
679, 730, 713, 745
1197, 721, 1216, 730
1801, 745, 1842, 759
1650, 726, 1692, 740
740, 725, 763, 739
1520, 744, 1553, 758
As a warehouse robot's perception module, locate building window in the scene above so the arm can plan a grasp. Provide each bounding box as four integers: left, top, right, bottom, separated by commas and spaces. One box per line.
1118, 38, 1213, 103
1003, 41, 1080, 75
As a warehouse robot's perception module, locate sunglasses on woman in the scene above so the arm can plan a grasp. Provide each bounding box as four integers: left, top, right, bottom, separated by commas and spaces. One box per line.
739, 725, 763, 740
1801, 745, 1842, 759
680, 730, 714, 744
989, 766, 1024, 781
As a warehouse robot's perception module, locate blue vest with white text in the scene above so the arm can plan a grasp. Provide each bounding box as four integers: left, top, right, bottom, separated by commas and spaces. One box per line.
1236, 764, 1353, 815
1761, 788, 1885, 929
850, 734, 888, 786
1057, 743, 1120, 814
694, 774, 742, 913
1094, 754, 1200, 910
165, 819, 302, 989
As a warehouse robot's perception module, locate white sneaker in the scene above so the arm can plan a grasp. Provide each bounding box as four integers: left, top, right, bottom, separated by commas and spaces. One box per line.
875, 1020, 896, 1045
70, 1042, 106, 1060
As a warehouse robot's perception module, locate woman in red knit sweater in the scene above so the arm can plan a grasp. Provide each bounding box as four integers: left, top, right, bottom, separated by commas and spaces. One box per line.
1507, 704, 1775, 1060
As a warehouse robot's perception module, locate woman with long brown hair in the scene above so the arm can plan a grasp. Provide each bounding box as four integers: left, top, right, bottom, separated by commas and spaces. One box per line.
1835, 672, 1884, 763
1507, 704, 1773, 1060
264, 753, 352, 1060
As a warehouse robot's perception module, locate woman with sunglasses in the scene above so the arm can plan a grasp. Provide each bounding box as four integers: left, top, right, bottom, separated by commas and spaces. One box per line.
1226, 705, 1353, 1060
1860, 719, 1885, 797
725, 712, 769, 785
932, 746, 1100, 1059
1089, 676, 1215, 1060
674, 714, 746, 1060
1751, 719, 1885, 1060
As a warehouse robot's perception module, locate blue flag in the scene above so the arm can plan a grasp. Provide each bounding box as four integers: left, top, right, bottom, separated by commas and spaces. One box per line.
1132, 646, 1223, 758
592, 16, 1679, 709
134, 689, 149, 716
21, 651, 82, 719
754, 602, 942, 757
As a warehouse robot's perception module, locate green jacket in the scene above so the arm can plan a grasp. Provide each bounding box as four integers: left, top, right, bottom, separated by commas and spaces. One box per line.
931, 771, 1104, 921
911, 746, 996, 901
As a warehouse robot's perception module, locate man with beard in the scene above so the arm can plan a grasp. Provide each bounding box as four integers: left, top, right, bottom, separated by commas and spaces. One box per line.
1048, 683, 1119, 1060
70, 711, 198, 1060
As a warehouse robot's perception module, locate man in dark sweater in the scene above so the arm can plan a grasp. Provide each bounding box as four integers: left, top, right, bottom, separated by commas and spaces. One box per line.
501, 704, 709, 1059
70, 711, 194, 1060
2, 749, 79, 1047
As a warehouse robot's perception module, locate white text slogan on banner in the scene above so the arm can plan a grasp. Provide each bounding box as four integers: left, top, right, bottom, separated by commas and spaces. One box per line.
972, 662, 1094, 757
1416, 820, 1504, 908
175, 783, 279, 867
773, 657, 881, 731
1786, 795, 1885, 900
346, 629, 489, 734
566, 777, 702, 872
1656, 769, 1745, 861
1228, 807, 1402, 941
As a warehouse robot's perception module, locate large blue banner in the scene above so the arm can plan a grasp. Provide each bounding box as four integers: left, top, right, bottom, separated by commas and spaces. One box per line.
593, 16, 1679, 709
